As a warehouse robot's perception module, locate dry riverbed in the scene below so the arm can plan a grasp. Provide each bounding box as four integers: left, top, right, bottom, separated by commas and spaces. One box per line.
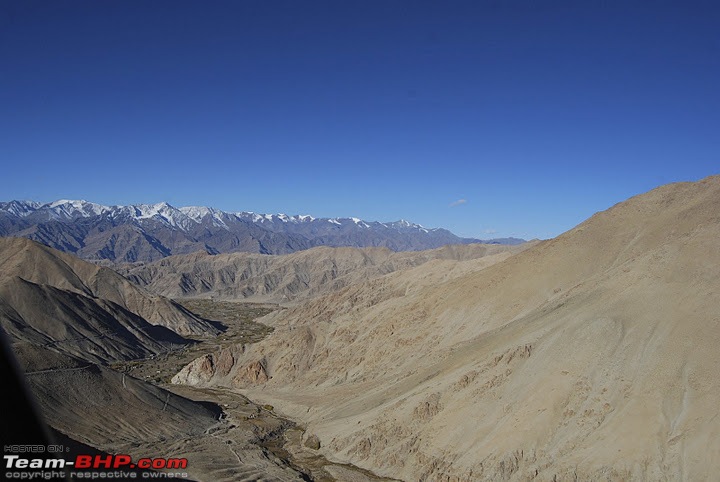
113, 300, 395, 482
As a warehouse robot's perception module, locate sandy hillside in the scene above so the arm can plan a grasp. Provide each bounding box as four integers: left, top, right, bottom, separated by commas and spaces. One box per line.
119, 243, 530, 303
174, 175, 720, 481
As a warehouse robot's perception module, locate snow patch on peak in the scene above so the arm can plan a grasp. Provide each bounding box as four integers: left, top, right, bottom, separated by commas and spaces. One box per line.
382, 219, 433, 233
135, 202, 174, 219
179, 206, 228, 228
0, 200, 41, 217
351, 217, 370, 228
132, 202, 196, 229
45, 199, 110, 218
396, 219, 424, 229
233, 211, 263, 223
179, 206, 212, 219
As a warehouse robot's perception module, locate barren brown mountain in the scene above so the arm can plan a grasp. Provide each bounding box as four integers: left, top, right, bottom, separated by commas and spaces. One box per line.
120, 243, 530, 303
173, 176, 720, 481
0, 237, 219, 339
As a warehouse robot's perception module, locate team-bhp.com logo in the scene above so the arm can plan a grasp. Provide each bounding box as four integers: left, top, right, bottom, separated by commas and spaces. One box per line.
4, 448, 189, 479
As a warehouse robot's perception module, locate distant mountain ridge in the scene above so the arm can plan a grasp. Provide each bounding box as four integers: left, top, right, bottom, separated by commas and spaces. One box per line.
0, 199, 525, 263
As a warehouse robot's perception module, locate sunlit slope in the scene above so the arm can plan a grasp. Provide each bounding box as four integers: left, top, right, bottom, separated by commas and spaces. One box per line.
121, 243, 528, 303
174, 176, 720, 481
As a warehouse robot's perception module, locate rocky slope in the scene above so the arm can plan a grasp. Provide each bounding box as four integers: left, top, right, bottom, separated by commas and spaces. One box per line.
120, 243, 532, 303
0, 237, 219, 338
173, 175, 720, 481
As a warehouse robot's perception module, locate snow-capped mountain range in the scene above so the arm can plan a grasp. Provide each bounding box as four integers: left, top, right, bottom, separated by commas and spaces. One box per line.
0, 199, 524, 263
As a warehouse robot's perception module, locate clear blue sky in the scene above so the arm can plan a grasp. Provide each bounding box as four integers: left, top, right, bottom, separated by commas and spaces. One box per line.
1, 1, 718, 239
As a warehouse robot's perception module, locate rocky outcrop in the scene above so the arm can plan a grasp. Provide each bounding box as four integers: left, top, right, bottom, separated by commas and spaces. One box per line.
233, 360, 269, 385
172, 349, 270, 387
304, 434, 321, 450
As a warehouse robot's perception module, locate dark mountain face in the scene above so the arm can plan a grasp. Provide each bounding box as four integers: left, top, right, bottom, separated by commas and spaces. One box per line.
0, 237, 220, 364
0, 200, 524, 263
